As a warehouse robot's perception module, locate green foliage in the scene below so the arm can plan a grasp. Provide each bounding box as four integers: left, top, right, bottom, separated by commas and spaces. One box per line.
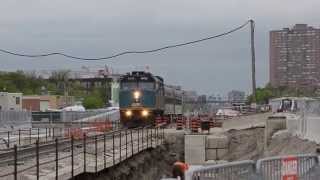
0, 70, 109, 110
248, 87, 274, 104
0, 71, 45, 94
82, 96, 104, 109
248, 83, 320, 104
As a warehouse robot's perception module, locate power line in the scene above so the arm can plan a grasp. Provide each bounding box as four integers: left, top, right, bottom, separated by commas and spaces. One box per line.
0, 20, 251, 61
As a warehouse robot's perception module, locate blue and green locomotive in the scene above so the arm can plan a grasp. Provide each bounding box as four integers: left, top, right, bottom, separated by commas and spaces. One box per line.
119, 71, 165, 127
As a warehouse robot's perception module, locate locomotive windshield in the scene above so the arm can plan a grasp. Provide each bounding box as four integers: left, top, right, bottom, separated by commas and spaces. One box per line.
121, 82, 137, 90
138, 82, 154, 90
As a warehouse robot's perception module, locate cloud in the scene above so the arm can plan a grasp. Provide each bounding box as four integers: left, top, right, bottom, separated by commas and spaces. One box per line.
0, 0, 319, 95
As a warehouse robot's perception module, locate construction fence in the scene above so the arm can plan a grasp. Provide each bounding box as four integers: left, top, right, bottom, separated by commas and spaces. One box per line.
0, 120, 121, 150
187, 154, 320, 180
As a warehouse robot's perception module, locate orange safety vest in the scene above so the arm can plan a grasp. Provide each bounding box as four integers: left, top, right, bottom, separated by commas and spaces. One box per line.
173, 162, 189, 172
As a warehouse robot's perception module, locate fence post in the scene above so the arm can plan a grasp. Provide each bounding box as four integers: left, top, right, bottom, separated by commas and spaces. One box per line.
146, 128, 149, 148
29, 128, 32, 144
155, 128, 157, 145
142, 128, 144, 150
83, 133, 86, 173
125, 130, 128, 159
37, 128, 40, 142
119, 131, 122, 162
55, 138, 58, 180
36, 140, 39, 180
131, 130, 133, 156
14, 144, 17, 180
150, 128, 152, 147
53, 128, 55, 139
45, 128, 48, 142
95, 135, 97, 173
113, 133, 115, 165
162, 128, 164, 144
137, 129, 140, 152
104, 132, 106, 169
7, 131, 10, 148
156, 127, 158, 145
71, 135, 74, 179
18, 129, 21, 146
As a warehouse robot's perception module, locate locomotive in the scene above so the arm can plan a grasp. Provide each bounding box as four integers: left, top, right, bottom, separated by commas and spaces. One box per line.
119, 71, 182, 127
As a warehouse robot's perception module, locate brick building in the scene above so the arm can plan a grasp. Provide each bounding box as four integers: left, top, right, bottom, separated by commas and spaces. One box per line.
270, 24, 320, 89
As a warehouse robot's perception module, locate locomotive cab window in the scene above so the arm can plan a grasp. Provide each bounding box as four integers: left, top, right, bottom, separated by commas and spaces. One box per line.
138, 82, 155, 90
121, 82, 137, 90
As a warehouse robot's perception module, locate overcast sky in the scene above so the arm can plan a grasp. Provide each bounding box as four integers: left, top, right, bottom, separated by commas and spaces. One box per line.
0, 0, 320, 95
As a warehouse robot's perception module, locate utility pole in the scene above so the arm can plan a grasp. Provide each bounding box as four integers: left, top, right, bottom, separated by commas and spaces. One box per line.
250, 19, 257, 103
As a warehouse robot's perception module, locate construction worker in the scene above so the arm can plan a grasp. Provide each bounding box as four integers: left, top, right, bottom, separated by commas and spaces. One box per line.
172, 161, 189, 180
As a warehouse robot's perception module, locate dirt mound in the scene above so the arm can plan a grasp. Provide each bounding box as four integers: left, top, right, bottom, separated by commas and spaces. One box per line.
223, 127, 319, 162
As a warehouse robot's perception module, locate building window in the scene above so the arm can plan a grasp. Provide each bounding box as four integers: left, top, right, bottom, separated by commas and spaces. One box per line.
16, 97, 20, 105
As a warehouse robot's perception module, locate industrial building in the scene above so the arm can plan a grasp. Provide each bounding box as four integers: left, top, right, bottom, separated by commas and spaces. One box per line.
0, 92, 22, 111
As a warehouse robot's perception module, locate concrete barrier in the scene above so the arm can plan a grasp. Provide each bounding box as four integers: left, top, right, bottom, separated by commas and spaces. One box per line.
285, 100, 320, 143
205, 135, 228, 160
264, 114, 286, 148
185, 135, 206, 165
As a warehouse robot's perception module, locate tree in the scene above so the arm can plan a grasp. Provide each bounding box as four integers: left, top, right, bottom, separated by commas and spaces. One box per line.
248, 87, 274, 104
82, 96, 104, 109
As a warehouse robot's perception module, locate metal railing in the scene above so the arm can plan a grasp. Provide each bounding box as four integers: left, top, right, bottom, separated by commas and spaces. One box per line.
189, 160, 256, 180
257, 154, 319, 180
31, 109, 118, 123
0, 121, 121, 149
0, 126, 164, 180
188, 154, 320, 180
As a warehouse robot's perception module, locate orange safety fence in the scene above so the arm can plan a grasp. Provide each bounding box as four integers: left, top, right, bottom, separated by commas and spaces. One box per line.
176, 115, 183, 130
65, 120, 113, 140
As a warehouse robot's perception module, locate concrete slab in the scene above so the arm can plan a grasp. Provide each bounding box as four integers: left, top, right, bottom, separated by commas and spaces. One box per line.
185, 135, 206, 165
206, 135, 229, 149
205, 149, 228, 160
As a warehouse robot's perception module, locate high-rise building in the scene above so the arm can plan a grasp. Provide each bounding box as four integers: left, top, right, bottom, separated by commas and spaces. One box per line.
270, 24, 320, 88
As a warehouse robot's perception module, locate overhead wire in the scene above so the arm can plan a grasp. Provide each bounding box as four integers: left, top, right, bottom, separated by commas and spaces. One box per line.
0, 20, 251, 61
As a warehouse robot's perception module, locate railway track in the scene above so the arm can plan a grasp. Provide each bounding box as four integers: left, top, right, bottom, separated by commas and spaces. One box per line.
0, 127, 131, 166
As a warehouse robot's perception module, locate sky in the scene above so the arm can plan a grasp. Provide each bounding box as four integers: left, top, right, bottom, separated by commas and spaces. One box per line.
0, 0, 320, 96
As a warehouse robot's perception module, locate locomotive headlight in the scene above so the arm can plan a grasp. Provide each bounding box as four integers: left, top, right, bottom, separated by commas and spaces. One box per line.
141, 110, 149, 117
133, 91, 141, 99
125, 110, 132, 117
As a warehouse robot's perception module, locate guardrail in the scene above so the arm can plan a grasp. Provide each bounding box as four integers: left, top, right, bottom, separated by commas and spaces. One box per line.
187, 154, 320, 180
0, 126, 164, 180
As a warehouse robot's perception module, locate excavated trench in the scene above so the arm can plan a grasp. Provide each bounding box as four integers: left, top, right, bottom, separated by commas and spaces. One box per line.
75, 131, 185, 180
75, 127, 319, 180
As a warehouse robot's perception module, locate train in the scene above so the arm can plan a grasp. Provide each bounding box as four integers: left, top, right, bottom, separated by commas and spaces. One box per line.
119, 71, 182, 127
